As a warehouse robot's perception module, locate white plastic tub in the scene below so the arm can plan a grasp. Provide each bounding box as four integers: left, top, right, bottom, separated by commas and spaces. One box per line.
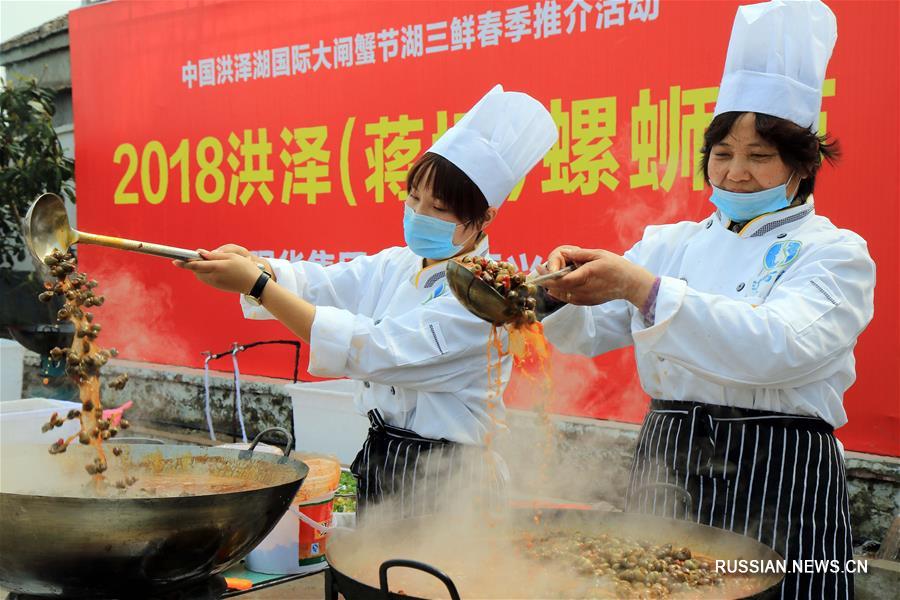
0, 398, 82, 445
0, 339, 26, 402
245, 454, 342, 575
287, 379, 368, 465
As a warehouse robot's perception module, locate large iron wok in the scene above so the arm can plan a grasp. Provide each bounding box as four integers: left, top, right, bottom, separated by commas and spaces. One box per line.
326, 506, 784, 599
0, 429, 308, 597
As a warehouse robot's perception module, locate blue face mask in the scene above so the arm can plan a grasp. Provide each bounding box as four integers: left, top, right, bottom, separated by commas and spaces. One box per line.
709, 173, 796, 223
403, 205, 474, 260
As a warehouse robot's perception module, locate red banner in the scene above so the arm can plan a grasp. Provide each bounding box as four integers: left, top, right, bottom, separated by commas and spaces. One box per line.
69, 0, 899, 456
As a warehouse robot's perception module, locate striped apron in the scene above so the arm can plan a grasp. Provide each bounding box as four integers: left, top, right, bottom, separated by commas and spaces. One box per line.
626, 400, 854, 600
350, 410, 507, 523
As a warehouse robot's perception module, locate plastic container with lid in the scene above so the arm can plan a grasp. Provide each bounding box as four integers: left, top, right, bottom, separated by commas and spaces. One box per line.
0, 398, 81, 445
245, 453, 341, 575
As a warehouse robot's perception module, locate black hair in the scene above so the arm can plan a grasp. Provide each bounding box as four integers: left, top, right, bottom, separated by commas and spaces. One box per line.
700, 112, 841, 202
406, 152, 490, 228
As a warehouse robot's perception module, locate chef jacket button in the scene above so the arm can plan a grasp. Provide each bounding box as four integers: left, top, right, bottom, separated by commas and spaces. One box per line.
777, 233, 787, 239
390, 386, 396, 395
364, 381, 371, 388
736, 282, 745, 292
705, 220, 712, 229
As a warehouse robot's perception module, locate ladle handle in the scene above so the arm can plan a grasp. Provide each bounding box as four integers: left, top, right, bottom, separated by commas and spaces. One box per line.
76, 231, 201, 261
634, 483, 694, 515
527, 264, 576, 287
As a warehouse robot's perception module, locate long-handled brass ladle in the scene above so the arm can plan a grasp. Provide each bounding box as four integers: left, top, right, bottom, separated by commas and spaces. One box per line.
24, 193, 201, 264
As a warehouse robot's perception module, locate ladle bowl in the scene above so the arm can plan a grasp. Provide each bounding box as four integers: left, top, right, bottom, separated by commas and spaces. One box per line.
24, 193, 201, 264
446, 260, 574, 326
446, 260, 517, 325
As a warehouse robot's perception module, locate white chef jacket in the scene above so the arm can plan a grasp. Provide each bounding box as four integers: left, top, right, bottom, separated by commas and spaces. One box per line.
542, 198, 875, 428
241, 236, 511, 445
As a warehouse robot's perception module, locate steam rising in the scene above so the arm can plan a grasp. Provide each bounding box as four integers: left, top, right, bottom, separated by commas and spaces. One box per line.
89, 266, 192, 365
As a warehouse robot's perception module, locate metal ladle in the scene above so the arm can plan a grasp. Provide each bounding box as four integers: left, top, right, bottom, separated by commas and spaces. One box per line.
24, 193, 201, 264
446, 260, 575, 325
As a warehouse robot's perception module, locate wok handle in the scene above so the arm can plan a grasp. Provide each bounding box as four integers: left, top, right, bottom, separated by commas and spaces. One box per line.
248, 426, 294, 457
635, 483, 694, 515
378, 559, 461, 600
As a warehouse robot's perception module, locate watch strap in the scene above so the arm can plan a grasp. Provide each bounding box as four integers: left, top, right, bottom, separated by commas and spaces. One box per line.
248, 271, 270, 301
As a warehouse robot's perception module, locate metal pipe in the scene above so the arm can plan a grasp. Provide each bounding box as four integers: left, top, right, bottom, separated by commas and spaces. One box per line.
202, 352, 217, 441
231, 343, 248, 444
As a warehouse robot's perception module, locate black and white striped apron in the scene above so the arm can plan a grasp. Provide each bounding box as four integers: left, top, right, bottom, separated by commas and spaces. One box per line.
626, 400, 854, 600
350, 410, 507, 523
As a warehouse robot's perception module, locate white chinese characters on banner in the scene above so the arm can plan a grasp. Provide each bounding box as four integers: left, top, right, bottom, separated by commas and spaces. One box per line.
181, 0, 660, 88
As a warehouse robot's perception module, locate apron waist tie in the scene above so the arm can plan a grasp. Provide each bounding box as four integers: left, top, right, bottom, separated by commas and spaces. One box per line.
650, 399, 833, 477
366, 409, 452, 445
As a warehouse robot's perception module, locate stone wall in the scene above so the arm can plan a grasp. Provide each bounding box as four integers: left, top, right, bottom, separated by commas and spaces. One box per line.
21, 353, 293, 444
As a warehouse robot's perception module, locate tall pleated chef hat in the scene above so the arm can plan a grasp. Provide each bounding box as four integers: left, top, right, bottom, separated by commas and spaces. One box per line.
714, 0, 837, 132
427, 85, 558, 208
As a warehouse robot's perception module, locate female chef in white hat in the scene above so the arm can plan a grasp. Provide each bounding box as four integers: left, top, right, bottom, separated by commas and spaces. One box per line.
538, 1, 873, 598
176, 85, 557, 520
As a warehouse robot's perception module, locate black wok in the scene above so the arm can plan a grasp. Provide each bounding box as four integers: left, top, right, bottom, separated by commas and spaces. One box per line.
326, 507, 784, 599
0, 429, 308, 597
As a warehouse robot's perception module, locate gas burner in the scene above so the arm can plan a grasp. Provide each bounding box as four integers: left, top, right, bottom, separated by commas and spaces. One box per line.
5, 575, 227, 600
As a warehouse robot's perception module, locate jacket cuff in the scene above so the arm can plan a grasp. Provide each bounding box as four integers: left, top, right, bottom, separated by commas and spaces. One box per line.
308, 305, 354, 378
269, 258, 305, 296
238, 257, 305, 320
632, 276, 687, 353
240, 295, 275, 320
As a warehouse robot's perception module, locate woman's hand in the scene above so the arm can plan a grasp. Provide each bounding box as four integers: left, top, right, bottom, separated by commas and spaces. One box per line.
173, 249, 262, 294
171, 243, 252, 268
205, 243, 275, 280
210, 243, 253, 259
539, 245, 657, 307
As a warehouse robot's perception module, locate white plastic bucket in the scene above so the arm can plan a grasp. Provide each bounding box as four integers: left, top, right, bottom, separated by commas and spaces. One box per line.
245, 454, 341, 575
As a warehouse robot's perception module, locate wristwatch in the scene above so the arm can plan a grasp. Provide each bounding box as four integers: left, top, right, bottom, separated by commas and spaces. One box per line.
243, 263, 271, 306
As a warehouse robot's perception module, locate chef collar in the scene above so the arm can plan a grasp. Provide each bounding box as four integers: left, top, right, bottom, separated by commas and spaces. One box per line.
412, 234, 491, 291
714, 196, 816, 239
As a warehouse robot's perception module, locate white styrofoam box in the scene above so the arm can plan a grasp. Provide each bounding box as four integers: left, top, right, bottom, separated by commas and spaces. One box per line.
0, 398, 82, 445
287, 379, 368, 465
0, 339, 26, 402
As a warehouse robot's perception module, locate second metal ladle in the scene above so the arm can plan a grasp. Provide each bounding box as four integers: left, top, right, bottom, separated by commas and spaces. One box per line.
24, 193, 201, 264
446, 260, 575, 325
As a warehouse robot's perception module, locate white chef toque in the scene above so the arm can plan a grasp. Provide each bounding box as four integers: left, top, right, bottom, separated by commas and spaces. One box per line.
713, 0, 837, 132
427, 85, 558, 208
